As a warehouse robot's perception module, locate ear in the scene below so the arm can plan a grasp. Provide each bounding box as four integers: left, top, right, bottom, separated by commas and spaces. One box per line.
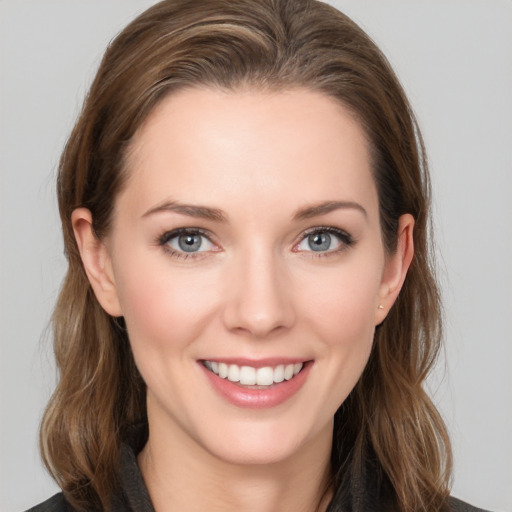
375, 213, 415, 325
71, 208, 123, 317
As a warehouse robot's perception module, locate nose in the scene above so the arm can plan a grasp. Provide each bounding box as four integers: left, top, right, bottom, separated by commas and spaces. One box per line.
221, 248, 296, 338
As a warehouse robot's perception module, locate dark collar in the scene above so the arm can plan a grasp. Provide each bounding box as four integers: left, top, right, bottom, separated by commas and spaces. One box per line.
113, 427, 154, 512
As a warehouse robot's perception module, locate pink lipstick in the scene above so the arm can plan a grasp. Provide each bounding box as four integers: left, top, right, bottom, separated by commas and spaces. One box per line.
199, 358, 312, 409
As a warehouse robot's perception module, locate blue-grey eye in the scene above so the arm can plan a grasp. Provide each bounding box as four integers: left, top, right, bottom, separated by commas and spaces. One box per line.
178, 233, 202, 252
165, 231, 214, 253
296, 228, 349, 253
307, 232, 332, 251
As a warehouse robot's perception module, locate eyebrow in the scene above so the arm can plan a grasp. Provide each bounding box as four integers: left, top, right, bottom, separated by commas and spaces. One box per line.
142, 199, 367, 223
142, 200, 228, 222
293, 200, 368, 220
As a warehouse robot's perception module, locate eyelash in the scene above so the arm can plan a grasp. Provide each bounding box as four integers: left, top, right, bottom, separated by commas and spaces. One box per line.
294, 226, 355, 257
157, 228, 216, 260
156, 226, 355, 260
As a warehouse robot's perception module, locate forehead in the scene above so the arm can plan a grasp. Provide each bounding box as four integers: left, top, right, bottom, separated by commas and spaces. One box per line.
120, 87, 377, 219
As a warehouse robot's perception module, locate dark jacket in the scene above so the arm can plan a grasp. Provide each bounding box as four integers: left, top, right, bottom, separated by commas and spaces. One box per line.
26, 443, 491, 512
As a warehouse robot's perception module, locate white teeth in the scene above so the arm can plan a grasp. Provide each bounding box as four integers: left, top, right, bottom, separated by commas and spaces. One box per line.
227, 364, 240, 382
256, 367, 274, 386
274, 365, 284, 383
239, 366, 256, 385
204, 360, 303, 386
218, 362, 228, 379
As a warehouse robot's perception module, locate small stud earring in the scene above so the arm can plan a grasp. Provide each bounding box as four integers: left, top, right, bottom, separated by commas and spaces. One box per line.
378, 304, 384, 309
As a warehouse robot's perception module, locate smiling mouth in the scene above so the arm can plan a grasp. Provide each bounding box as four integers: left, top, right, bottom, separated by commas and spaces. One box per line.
202, 360, 304, 387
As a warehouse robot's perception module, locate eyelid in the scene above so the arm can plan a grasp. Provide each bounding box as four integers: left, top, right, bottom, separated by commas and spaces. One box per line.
157, 227, 220, 258
293, 226, 355, 253
158, 227, 212, 244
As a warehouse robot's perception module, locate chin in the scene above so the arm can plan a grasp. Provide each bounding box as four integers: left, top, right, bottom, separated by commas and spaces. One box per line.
206, 436, 302, 466
195, 415, 330, 467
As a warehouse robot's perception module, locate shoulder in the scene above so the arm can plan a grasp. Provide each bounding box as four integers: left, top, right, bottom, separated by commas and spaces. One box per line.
448, 496, 492, 512
24, 493, 71, 512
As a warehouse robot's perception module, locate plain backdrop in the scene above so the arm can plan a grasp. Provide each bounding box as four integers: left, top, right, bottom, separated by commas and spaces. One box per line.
1, 1, 511, 511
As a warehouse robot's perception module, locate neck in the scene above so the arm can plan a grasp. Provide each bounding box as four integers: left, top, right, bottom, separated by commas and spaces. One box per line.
138, 413, 333, 512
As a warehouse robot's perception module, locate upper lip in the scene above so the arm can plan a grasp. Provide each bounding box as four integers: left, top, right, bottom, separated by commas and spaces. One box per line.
199, 357, 311, 368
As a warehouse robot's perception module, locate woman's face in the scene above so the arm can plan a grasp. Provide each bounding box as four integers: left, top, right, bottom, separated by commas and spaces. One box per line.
75, 88, 412, 466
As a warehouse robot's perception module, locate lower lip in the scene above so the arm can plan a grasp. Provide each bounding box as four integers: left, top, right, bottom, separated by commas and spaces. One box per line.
200, 362, 312, 409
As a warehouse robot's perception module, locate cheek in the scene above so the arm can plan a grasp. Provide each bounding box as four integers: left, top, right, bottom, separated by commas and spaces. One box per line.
113, 255, 222, 355
314, 283, 377, 372
296, 256, 382, 401
298, 258, 383, 342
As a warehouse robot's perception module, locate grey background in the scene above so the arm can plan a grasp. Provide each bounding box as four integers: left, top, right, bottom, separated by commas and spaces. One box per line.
1, 1, 511, 511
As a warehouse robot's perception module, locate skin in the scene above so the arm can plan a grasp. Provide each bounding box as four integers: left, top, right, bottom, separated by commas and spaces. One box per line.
73, 88, 414, 512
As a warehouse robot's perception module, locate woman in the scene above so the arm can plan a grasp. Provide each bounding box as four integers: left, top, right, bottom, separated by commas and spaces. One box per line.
28, 0, 489, 511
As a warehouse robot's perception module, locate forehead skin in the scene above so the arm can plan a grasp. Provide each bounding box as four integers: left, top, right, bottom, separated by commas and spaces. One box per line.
117, 88, 378, 234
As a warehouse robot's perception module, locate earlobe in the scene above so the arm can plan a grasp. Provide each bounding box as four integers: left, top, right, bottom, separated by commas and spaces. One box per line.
375, 214, 415, 324
71, 208, 123, 317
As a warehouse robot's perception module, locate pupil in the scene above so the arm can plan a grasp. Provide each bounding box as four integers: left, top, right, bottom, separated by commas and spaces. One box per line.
308, 232, 331, 251
178, 234, 201, 252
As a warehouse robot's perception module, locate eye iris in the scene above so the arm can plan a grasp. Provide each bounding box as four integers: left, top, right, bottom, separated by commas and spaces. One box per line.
178, 233, 202, 252
308, 232, 331, 251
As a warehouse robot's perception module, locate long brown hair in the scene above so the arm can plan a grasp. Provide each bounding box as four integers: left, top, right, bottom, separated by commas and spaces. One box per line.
41, 1, 452, 510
